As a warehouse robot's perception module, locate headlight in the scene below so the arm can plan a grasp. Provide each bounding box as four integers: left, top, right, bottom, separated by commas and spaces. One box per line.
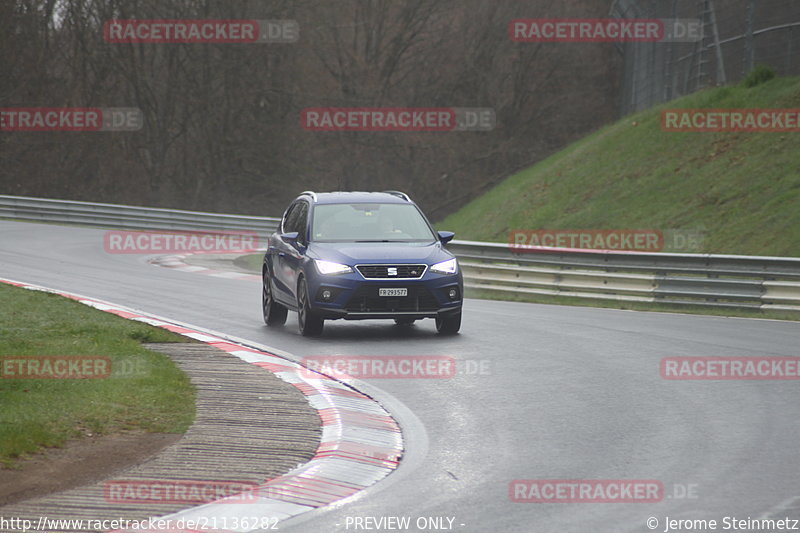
315, 260, 353, 275
430, 258, 458, 274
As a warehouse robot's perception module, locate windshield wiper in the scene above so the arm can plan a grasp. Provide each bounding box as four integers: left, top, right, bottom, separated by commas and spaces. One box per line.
354, 239, 392, 242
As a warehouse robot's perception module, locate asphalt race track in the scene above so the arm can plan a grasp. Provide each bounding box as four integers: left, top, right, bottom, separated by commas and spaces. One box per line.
2, 220, 800, 533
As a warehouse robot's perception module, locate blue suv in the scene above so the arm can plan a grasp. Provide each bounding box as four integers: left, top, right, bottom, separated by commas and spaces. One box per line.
262, 191, 463, 336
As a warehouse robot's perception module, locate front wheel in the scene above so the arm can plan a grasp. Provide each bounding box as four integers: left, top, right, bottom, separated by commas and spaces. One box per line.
297, 278, 324, 337
435, 311, 461, 335
262, 271, 287, 326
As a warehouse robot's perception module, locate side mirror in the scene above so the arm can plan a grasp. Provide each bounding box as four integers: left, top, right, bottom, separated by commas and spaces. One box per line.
437, 231, 455, 244
280, 231, 299, 245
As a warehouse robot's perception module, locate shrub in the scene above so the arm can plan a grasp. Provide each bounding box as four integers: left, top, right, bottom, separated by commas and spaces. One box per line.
741, 64, 776, 88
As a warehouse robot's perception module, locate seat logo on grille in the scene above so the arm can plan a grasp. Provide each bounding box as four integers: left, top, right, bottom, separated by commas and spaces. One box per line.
387, 267, 398, 276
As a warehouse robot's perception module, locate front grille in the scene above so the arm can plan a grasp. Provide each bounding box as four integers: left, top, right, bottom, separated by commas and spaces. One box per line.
356, 264, 426, 279
344, 286, 439, 313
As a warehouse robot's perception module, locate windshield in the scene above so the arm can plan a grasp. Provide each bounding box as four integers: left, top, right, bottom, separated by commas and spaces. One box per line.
311, 203, 437, 243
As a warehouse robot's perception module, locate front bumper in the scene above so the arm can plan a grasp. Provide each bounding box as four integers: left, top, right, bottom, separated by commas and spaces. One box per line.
315, 306, 462, 321
305, 270, 463, 321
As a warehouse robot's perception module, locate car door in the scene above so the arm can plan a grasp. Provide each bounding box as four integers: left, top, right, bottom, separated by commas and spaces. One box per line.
271, 201, 301, 302
280, 201, 308, 301
273, 200, 308, 303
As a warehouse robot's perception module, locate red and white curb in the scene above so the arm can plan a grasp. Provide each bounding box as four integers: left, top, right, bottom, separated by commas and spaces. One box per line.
0, 277, 403, 532
149, 253, 260, 282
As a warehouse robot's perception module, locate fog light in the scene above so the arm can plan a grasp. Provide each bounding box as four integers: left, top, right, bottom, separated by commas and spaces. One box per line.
322, 289, 332, 301
448, 288, 458, 300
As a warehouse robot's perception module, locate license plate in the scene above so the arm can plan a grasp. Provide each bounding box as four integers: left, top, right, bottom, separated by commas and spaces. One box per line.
379, 288, 407, 297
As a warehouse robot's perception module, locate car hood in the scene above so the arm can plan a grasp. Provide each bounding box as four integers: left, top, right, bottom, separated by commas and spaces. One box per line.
308, 241, 453, 265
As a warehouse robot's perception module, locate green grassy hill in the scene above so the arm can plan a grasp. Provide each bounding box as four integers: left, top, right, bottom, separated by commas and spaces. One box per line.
439, 76, 800, 257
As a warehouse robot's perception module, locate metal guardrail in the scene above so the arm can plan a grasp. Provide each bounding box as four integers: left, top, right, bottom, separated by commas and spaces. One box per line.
1, 195, 798, 312
449, 240, 800, 312
0, 195, 280, 234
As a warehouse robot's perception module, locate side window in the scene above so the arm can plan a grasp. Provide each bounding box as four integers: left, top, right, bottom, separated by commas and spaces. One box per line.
282, 202, 300, 233
295, 203, 309, 244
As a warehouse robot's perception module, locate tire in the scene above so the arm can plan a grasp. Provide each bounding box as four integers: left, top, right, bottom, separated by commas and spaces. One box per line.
435, 311, 461, 334
394, 317, 416, 326
262, 270, 288, 326
297, 277, 324, 337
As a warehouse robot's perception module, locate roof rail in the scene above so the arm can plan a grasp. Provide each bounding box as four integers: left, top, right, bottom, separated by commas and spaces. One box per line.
299, 190, 317, 202
382, 190, 411, 202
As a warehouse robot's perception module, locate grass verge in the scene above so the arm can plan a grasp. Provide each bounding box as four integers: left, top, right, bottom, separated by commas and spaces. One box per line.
0, 283, 195, 468
234, 253, 263, 273
439, 76, 800, 257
